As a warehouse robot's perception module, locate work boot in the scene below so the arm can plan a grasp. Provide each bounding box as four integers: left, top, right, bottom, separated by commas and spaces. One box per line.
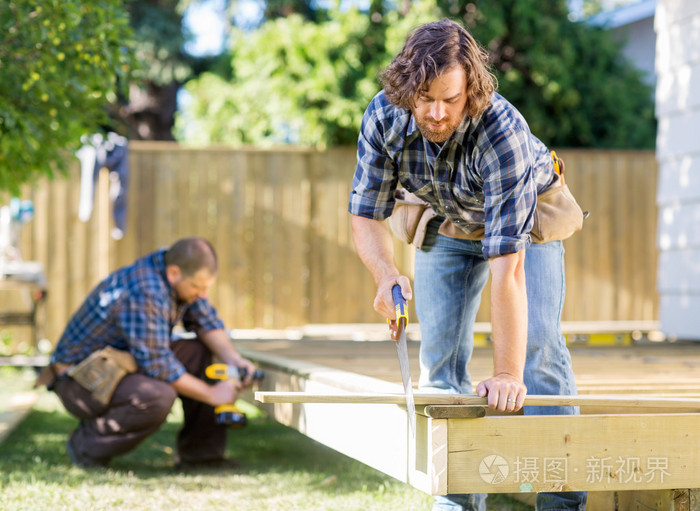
66, 432, 110, 468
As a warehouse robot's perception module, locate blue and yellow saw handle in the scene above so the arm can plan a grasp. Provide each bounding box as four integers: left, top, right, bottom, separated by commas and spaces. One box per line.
391, 284, 409, 326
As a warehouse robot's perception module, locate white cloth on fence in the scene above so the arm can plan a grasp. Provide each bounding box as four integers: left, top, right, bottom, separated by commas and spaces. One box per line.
75, 132, 130, 239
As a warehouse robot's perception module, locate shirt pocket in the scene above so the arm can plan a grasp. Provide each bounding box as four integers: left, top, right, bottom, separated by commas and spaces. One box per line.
399, 174, 434, 205
444, 186, 486, 238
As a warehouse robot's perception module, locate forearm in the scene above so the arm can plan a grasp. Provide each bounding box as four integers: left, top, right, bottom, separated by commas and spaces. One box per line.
171, 372, 216, 405
489, 251, 528, 380
351, 214, 412, 319
197, 328, 258, 383
171, 371, 239, 407
198, 329, 245, 366
351, 215, 400, 284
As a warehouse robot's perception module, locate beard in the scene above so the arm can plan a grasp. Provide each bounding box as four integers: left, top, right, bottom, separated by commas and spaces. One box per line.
413, 107, 466, 144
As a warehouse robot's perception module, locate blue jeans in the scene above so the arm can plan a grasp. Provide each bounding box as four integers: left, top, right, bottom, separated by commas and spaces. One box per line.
415, 221, 586, 511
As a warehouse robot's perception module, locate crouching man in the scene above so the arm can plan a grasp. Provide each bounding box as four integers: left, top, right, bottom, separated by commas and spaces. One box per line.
39, 236, 257, 470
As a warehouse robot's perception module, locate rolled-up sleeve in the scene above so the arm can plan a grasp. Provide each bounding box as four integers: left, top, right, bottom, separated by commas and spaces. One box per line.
479, 128, 536, 259
348, 99, 399, 220
182, 299, 225, 336
119, 295, 186, 383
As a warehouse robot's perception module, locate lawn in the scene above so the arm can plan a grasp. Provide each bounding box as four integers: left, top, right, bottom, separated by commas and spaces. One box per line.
0, 367, 532, 510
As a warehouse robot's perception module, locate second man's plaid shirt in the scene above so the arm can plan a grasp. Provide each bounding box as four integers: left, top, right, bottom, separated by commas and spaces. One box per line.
51, 249, 225, 382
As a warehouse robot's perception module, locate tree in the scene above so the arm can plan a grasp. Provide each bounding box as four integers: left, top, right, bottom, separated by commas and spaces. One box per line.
112, 0, 197, 141
176, 1, 441, 146
177, 0, 655, 149
0, 1, 136, 194
176, 8, 382, 146
442, 0, 655, 148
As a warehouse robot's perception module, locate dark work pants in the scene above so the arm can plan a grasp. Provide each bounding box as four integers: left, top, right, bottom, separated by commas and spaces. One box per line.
53, 338, 227, 465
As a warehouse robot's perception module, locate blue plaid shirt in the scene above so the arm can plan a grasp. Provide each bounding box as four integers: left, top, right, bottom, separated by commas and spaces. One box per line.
349, 91, 556, 259
51, 249, 225, 382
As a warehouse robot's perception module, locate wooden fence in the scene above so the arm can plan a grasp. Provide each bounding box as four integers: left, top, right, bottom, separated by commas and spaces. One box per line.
8, 143, 657, 343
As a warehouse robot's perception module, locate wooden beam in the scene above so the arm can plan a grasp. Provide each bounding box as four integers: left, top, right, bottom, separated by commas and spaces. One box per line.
424, 405, 487, 419
445, 414, 700, 494
242, 348, 700, 498
239, 350, 437, 494
255, 391, 700, 411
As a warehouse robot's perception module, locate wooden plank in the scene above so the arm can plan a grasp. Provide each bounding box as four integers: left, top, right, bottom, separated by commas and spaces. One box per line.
424, 405, 487, 419
240, 349, 432, 493
243, 345, 700, 498
613, 152, 631, 320
252, 369, 420, 489
152, 149, 177, 250
446, 414, 700, 493
559, 149, 583, 322
48, 177, 69, 342
430, 419, 448, 496
640, 151, 659, 320
228, 152, 252, 328
6, 147, 662, 343
254, 391, 700, 410
67, 163, 87, 317
597, 152, 615, 320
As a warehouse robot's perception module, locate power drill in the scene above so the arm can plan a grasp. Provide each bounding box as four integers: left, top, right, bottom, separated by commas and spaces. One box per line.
205, 363, 265, 429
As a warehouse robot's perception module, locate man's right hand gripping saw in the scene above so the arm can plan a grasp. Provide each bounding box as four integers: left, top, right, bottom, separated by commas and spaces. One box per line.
350, 214, 527, 413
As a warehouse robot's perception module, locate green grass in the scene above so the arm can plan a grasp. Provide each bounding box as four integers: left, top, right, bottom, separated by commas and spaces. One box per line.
0, 368, 532, 511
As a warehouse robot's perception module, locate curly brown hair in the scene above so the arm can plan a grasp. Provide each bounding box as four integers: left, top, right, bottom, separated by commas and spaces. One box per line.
380, 19, 497, 118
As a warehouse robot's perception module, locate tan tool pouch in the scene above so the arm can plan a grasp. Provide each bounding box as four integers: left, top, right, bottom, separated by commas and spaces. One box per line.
387, 188, 438, 249
389, 153, 587, 247
530, 172, 585, 243
67, 346, 138, 405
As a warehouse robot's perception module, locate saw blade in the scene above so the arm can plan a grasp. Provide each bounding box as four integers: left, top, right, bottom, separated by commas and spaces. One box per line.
396, 321, 416, 438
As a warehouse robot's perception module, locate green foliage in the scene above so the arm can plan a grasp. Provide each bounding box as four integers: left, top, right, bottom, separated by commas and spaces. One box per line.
127, 0, 193, 86
450, 0, 656, 148
177, 9, 385, 147
0, 382, 531, 510
177, 0, 655, 149
264, 0, 329, 23
0, 1, 137, 194
0, 389, 440, 510
176, 3, 442, 147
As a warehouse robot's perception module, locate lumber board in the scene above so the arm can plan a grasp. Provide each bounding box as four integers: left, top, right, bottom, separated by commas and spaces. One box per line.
254, 392, 700, 411
424, 405, 486, 419
239, 349, 436, 493
446, 414, 700, 494
240, 345, 700, 499
237, 340, 700, 400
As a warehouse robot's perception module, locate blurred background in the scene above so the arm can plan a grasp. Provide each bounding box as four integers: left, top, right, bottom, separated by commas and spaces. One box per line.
2, 0, 693, 353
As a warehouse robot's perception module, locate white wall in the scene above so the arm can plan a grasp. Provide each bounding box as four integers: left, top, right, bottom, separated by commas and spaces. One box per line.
614, 17, 657, 86
656, 0, 700, 339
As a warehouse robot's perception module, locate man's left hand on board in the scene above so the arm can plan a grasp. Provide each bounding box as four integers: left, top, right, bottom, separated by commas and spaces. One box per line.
476, 373, 527, 412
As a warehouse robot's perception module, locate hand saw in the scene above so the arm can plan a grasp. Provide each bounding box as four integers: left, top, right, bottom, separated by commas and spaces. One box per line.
391, 284, 416, 438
